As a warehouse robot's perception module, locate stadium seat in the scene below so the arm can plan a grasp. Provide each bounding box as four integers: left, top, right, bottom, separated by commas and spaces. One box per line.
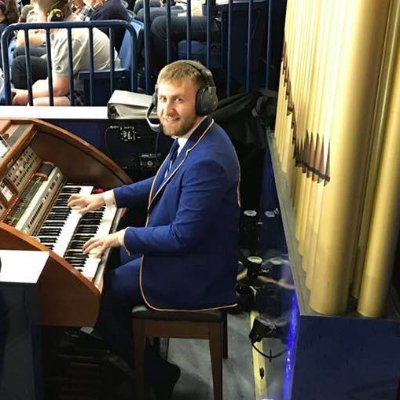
177, 40, 222, 69
78, 20, 145, 106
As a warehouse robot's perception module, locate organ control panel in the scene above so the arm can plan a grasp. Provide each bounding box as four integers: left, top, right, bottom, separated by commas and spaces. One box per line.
0, 119, 131, 326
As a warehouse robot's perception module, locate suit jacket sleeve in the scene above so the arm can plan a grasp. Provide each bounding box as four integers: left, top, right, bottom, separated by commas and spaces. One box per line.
123, 159, 229, 254
113, 176, 154, 208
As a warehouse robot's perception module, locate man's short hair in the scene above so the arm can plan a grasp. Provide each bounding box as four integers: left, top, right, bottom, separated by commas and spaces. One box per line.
157, 60, 206, 91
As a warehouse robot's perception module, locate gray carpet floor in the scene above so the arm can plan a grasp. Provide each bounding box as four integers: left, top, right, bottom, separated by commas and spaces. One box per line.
168, 312, 255, 400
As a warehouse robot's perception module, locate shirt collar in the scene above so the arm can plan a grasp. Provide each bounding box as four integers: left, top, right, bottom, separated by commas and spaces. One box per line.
174, 116, 207, 154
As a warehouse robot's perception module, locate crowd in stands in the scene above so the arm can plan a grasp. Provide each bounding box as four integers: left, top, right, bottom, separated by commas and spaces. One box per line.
12, 0, 122, 105
1, 0, 226, 106
134, 0, 221, 72
0, 0, 19, 66
0, 0, 19, 34
77, 0, 129, 50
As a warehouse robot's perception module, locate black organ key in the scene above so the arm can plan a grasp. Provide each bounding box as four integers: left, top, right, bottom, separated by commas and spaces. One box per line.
41, 221, 65, 227
38, 228, 62, 235
61, 187, 80, 194
36, 184, 117, 280
38, 237, 58, 244
37, 184, 91, 255
76, 226, 99, 234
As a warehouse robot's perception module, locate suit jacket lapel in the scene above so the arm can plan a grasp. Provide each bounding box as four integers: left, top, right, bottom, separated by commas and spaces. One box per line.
148, 117, 214, 209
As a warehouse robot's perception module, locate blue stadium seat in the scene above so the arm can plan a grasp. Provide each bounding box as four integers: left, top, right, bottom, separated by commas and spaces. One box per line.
77, 20, 144, 106
177, 40, 222, 69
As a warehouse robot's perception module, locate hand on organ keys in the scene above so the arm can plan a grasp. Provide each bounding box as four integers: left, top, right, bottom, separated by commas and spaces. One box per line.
67, 189, 108, 257
67, 192, 106, 216
83, 231, 122, 258
36, 185, 118, 278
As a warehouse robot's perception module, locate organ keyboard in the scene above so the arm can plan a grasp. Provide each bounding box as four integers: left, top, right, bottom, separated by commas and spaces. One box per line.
36, 185, 117, 283
0, 119, 131, 326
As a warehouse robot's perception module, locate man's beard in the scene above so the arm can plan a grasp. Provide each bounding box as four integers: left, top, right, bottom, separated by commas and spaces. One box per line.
160, 113, 198, 137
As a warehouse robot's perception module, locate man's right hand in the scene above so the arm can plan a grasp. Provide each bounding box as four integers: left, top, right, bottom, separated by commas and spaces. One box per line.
67, 193, 105, 215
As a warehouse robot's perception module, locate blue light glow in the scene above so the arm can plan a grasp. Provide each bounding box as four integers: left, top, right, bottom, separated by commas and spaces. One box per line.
283, 291, 299, 400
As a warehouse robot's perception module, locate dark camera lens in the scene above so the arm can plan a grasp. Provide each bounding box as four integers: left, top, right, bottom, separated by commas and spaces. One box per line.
235, 283, 254, 311
236, 282, 252, 296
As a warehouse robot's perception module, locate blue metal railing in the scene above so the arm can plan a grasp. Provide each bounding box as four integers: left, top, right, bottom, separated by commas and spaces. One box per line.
142, 0, 153, 91
171, 0, 270, 95
0, 19, 147, 105
246, 0, 254, 90
0, 1, 273, 106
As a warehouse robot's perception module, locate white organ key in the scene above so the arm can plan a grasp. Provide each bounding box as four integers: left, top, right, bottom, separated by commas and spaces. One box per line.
52, 209, 82, 257
39, 184, 118, 282
92, 206, 117, 237
39, 185, 93, 257
76, 207, 117, 280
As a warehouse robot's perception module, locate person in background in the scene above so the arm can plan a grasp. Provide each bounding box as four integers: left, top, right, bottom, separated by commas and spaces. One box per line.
81, 0, 129, 51
133, 0, 162, 14
0, 0, 19, 67
134, 0, 221, 72
70, 0, 85, 14
133, 0, 183, 15
13, 0, 90, 61
12, 0, 120, 105
18, 4, 34, 22
14, 0, 48, 59
18, 3, 34, 22
67, 60, 240, 399
133, 0, 184, 28
0, 0, 18, 33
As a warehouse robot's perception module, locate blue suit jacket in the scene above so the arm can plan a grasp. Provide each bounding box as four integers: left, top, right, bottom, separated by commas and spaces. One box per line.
113, 117, 240, 310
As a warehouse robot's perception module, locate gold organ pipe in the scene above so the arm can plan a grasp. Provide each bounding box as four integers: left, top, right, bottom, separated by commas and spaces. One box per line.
304, 1, 347, 288
280, 3, 303, 177
285, 1, 310, 193
294, 1, 324, 250
298, 1, 333, 259
357, 26, 400, 317
309, 0, 390, 314
352, 0, 400, 299
276, 1, 294, 167
291, 1, 319, 217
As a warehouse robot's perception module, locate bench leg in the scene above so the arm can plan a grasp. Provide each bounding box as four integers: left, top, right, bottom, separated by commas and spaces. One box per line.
133, 319, 146, 400
209, 322, 223, 400
223, 312, 228, 359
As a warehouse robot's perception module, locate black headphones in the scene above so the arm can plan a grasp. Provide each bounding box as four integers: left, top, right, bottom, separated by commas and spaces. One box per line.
47, 8, 64, 21
152, 60, 218, 116
47, 0, 70, 22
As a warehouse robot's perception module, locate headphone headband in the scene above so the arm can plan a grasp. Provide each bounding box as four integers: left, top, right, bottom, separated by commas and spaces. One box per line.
180, 59, 216, 90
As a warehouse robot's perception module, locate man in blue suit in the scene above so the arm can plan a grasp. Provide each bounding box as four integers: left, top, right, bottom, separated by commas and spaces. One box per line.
68, 60, 240, 398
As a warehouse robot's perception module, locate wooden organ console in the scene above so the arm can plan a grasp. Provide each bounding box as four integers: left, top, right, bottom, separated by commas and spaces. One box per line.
0, 119, 131, 326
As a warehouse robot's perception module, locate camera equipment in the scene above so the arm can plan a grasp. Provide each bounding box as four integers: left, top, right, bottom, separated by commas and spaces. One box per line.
249, 312, 290, 345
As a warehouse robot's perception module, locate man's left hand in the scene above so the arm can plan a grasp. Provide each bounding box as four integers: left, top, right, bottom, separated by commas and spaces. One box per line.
83, 232, 121, 258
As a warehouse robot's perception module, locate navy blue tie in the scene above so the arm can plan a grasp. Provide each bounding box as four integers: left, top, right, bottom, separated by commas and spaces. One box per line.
165, 140, 179, 176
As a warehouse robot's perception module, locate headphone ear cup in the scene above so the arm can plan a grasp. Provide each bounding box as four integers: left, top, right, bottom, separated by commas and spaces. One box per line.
196, 86, 218, 115
47, 8, 64, 22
